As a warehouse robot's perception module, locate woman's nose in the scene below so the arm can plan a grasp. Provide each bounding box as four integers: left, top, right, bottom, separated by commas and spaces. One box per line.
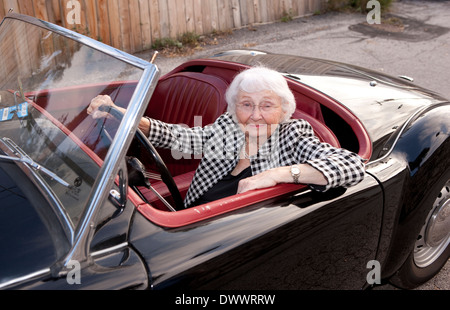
250, 105, 263, 120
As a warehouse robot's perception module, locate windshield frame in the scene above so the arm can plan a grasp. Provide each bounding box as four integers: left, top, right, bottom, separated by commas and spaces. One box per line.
1, 13, 160, 268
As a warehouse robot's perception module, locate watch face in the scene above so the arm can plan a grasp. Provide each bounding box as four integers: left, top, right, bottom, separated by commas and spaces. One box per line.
292, 167, 300, 174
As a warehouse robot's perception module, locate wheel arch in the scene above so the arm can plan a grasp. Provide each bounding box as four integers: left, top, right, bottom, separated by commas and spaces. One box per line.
378, 103, 450, 281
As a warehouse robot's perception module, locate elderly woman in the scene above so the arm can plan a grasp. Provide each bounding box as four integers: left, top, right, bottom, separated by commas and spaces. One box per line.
88, 67, 365, 208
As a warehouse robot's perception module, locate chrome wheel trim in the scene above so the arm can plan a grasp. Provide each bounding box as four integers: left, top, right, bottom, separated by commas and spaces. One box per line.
413, 179, 450, 268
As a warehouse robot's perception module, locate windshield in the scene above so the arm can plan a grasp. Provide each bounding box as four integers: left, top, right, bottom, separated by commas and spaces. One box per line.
0, 16, 146, 227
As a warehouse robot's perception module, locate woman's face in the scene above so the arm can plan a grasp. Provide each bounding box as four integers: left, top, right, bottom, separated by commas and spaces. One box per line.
235, 90, 285, 141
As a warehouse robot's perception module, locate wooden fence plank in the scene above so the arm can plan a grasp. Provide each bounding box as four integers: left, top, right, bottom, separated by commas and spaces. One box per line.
231, 0, 241, 29
51, 0, 61, 24
217, 0, 233, 30
128, 0, 143, 52
260, 0, 268, 23
97, 0, 111, 44
0, 3, 5, 20
297, 0, 306, 16
11, 16, 30, 77
174, 0, 186, 36
0, 22, 7, 79
85, 0, 99, 40
149, 0, 161, 40
44, 0, 56, 24
158, 0, 169, 38
0, 0, 326, 53
0, 22, 15, 81
0, 6, 4, 20
240, 0, 249, 26
4, 0, 19, 15
108, 0, 122, 49
139, 0, 152, 50
252, 0, 260, 24
17, 0, 34, 18
184, 0, 194, 33
200, 0, 212, 34
192, 0, 203, 34
268, 0, 276, 21
118, 0, 131, 52
286, 0, 294, 16
33, 0, 48, 21
209, 0, 219, 31
167, 0, 181, 38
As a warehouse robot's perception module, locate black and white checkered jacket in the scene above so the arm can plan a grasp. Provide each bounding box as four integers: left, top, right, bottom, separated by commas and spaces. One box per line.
147, 113, 365, 208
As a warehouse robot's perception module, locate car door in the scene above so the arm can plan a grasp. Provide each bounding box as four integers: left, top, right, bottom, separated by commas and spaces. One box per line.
131, 172, 383, 290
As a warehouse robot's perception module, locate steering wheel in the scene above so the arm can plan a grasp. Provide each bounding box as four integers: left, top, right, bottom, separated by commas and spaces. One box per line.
98, 105, 184, 211
96, 116, 116, 145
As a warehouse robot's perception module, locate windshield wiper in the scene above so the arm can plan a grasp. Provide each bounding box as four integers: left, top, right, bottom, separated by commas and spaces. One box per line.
0, 137, 70, 187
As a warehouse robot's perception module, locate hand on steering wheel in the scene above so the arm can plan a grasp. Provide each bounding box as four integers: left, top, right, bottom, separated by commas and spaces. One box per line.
87, 95, 118, 119
89, 101, 184, 211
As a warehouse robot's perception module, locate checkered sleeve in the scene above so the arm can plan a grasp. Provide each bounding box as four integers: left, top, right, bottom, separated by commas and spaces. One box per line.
147, 118, 213, 155
291, 120, 365, 191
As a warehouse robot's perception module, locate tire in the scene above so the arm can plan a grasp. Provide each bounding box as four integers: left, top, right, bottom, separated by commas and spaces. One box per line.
390, 177, 450, 289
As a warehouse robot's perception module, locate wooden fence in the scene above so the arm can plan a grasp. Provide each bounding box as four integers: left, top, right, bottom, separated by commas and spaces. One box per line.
0, 0, 326, 54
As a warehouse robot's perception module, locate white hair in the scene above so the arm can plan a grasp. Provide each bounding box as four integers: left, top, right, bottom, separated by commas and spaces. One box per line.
225, 66, 296, 123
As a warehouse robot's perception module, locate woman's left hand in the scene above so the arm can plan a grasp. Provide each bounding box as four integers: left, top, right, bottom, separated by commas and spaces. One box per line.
237, 167, 288, 194
237, 164, 328, 194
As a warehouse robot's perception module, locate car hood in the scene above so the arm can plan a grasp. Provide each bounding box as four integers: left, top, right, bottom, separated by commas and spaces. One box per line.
211, 51, 447, 146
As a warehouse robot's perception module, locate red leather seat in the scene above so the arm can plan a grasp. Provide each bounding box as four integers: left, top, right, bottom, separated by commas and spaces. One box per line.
292, 110, 340, 148
145, 72, 229, 176
146, 71, 228, 127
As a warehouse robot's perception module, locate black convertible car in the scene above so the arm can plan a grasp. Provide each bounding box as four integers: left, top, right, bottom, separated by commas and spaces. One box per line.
0, 13, 448, 290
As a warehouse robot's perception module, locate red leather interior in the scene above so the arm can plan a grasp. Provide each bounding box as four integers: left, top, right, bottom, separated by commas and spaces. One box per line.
139, 68, 341, 210
22, 69, 356, 220
146, 72, 228, 126
145, 72, 228, 177
292, 110, 340, 148
138, 171, 195, 210
134, 61, 372, 224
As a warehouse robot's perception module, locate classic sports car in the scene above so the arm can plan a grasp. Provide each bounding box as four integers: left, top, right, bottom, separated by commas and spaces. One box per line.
0, 13, 448, 290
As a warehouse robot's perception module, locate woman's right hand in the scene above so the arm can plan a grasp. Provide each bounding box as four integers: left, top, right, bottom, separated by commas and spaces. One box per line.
87, 95, 117, 119
88, 94, 151, 136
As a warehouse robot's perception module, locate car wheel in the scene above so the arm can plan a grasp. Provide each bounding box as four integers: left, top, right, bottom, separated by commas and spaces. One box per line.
391, 177, 450, 289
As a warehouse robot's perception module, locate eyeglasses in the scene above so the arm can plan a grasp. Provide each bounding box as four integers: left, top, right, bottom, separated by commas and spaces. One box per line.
236, 102, 281, 113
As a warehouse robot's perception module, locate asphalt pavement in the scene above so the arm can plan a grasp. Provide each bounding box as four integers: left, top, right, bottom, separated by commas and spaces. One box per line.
135, 0, 450, 290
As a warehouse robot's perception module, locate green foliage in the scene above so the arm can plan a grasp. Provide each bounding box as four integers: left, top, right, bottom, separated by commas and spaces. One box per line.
180, 32, 201, 46
152, 32, 201, 51
152, 37, 182, 50
281, 9, 294, 22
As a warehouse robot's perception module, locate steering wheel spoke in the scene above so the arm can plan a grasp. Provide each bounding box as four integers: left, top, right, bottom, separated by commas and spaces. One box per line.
99, 105, 184, 211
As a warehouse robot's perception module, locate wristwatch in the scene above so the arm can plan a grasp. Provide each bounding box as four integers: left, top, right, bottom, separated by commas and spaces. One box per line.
290, 165, 301, 184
